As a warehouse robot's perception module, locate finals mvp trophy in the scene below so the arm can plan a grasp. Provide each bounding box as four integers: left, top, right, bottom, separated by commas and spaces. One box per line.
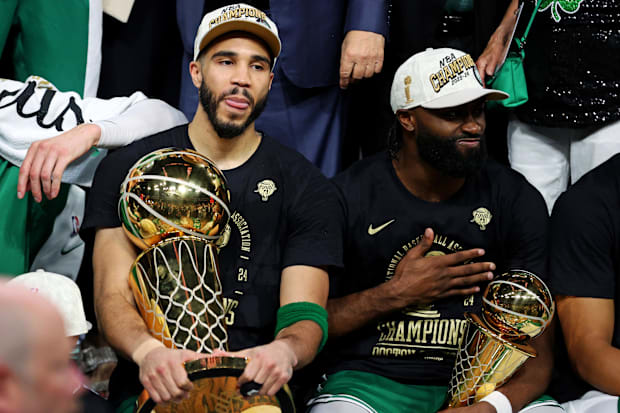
446, 270, 554, 408
118, 148, 294, 413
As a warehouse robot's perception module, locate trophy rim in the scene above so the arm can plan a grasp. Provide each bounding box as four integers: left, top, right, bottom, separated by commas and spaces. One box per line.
133, 234, 215, 264
465, 313, 536, 357
135, 356, 296, 413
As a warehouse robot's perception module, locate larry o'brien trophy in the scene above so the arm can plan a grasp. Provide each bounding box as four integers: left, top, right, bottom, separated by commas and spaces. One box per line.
118, 148, 294, 413
446, 270, 554, 408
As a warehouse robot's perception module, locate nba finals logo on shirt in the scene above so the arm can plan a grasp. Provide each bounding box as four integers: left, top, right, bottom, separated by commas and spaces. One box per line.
254, 179, 277, 201
429, 53, 476, 93
470, 207, 492, 230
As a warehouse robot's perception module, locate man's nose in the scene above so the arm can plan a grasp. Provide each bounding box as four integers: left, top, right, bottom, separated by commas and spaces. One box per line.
231, 65, 251, 87
461, 114, 483, 136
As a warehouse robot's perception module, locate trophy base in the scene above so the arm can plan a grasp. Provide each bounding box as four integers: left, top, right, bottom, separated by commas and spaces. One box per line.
136, 356, 295, 413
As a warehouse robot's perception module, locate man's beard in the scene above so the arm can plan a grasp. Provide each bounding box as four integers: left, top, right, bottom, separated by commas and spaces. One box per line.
416, 128, 487, 178
199, 80, 268, 139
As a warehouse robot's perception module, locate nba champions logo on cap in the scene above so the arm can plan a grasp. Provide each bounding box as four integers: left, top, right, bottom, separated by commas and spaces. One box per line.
428, 52, 477, 93
208, 4, 269, 29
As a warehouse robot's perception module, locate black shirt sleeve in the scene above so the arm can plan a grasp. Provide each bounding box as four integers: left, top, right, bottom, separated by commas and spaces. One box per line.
549, 182, 616, 299
281, 165, 343, 270
80, 148, 132, 238
501, 174, 550, 280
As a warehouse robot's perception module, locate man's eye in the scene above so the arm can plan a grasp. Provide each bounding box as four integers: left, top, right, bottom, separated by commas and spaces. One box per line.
251, 64, 266, 71
219, 60, 233, 65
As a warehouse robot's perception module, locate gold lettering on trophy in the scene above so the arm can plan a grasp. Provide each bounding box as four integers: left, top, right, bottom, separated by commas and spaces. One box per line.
237, 267, 248, 282
222, 297, 239, 325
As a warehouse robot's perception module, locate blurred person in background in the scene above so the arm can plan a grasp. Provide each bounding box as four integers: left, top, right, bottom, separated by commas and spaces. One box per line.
0, 280, 83, 413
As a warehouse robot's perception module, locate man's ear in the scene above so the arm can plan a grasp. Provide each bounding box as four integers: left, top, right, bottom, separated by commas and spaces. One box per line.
396, 110, 416, 133
189, 60, 203, 89
0, 365, 21, 413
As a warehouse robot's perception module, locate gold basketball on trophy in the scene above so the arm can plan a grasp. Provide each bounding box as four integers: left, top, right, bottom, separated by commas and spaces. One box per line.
482, 269, 554, 339
118, 148, 231, 250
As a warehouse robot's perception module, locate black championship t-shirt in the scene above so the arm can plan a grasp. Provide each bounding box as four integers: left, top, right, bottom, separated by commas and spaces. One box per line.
325, 152, 548, 385
81, 125, 343, 404
547, 153, 620, 401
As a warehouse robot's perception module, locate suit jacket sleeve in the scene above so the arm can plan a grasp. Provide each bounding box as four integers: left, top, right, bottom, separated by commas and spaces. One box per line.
345, 0, 388, 37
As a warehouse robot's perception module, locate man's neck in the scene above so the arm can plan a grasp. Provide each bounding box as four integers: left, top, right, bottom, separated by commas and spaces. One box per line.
187, 106, 261, 170
392, 146, 466, 203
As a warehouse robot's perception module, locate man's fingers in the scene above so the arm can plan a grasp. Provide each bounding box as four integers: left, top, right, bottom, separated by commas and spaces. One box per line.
17, 145, 37, 199
339, 59, 354, 89
50, 158, 68, 199
146, 376, 171, 404
446, 262, 495, 278
362, 62, 375, 79
439, 248, 486, 266
238, 357, 260, 386
409, 228, 434, 258
351, 61, 366, 80
439, 286, 484, 300
374, 58, 384, 74
40, 155, 58, 199
447, 271, 494, 290
28, 151, 46, 203
170, 361, 193, 393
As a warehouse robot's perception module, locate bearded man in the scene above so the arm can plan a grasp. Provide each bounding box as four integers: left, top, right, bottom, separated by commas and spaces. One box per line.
80, 4, 341, 411
308, 48, 559, 413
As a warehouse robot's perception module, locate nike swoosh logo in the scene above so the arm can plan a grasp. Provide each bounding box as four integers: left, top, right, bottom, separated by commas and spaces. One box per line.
60, 240, 83, 255
368, 219, 395, 235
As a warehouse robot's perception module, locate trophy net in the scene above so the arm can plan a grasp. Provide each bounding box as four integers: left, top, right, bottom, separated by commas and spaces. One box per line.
447, 313, 534, 407
130, 237, 229, 353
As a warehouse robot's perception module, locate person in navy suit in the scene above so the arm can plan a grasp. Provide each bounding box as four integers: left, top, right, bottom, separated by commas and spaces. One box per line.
177, 1, 388, 177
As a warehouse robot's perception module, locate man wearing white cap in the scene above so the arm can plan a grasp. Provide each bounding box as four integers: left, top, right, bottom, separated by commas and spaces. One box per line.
308, 48, 558, 413
81, 3, 341, 411
0, 280, 84, 413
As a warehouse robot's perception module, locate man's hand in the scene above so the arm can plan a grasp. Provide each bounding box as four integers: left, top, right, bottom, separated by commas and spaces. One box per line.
17, 123, 101, 202
388, 228, 495, 307
221, 340, 298, 397
339, 30, 385, 89
137, 345, 203, 404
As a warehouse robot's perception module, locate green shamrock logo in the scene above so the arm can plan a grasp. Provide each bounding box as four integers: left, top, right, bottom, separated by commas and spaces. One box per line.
539, 0, 584, 23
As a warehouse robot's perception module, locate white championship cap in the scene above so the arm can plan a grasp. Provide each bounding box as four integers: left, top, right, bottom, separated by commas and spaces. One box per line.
193, 3, 281, 62
9, 269, 92, 337
390, 47, 508, 113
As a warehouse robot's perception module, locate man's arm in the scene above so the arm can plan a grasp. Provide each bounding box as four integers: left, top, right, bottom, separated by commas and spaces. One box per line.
557, 296, 620, 395
328, 228, 495, 337
339, 0, 388, 89
475, 0, 520, 84
11, 77, 186, 200
229, 265, 328, 396
93, 227, 199, 404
